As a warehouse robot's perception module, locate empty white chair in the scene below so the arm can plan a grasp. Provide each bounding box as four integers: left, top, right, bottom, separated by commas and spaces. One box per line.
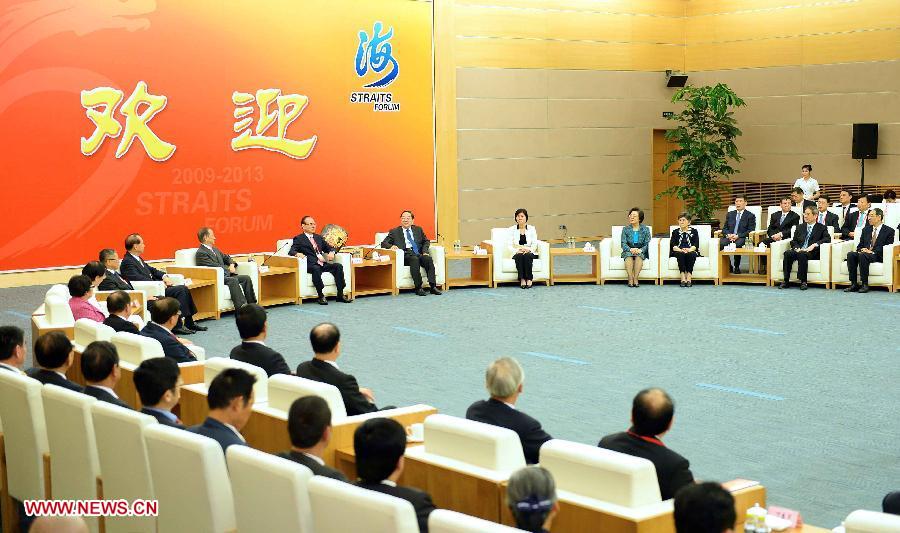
227, 445, 314, 533
171, 247, 259, 313
42, 385, 101, 533
275, 238, 354, 300
844, 509, 900, 532
429, 509, 525, 532
408, 414, 526, 474
264, 374, 346, 419
32, 294, 75, 336
144, 425, 236, 533
309, 475, 419, 533
73, 318, 115, 352
658, 225, 718, 283
484, 227, 550, 286
770, 226, 833, 287
91, 402, 157, 533
374, 232, 446, 290
0, 372, 49, 502
33, 284, 71, 316
600, 226, 660, 284
111, 331, 205, 368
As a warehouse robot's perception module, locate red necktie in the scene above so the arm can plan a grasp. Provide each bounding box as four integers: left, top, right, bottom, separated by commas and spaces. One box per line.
308, 235, 323, 265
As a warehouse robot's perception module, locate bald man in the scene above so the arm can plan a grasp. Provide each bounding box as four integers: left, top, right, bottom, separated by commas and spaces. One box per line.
598, 388, 694, 500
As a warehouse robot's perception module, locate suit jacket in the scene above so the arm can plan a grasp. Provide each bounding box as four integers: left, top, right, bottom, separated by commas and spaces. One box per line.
26, 368, 84, 392
837, 203, 857, 224
380, 225, 430, 255
598, 431, 694, 501
188, 417, 246, 452
670, 227, 699, 253
507, 225, 539, 255
120, 253, 167, 282
722, 209, 756, 239
857, 224, 896, 262
140, 322, 196, 363
789, 222, 831, 259
356, 481, 436, 533
841, 209, 871, 239
277, 451, 349, 482
815, 211, 841, 234
98, 270, 134, 291
796, 199, 816, 211
195, 245, 234, 271
104, 314, 140, 334
465, 399, 552, 465
295, 358, 377, 416
141, 407, 185, 429
766, 210, 800, 240
230, 342, 291, 377
83, 385, 133, 410
288, 233, 335, 266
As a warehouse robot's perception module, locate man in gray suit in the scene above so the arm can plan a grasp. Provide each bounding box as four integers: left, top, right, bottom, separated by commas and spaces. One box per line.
195, 227, 256, 309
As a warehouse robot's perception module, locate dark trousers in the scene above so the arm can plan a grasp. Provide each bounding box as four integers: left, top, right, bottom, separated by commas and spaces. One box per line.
308, 262, 346, 296
847, 251, 879, 285
163, 284, 198, 326
225, 273, 256, 308
405, 252, 436, 289
719, 237, 747, 268
674, 252, 697, 273
513, 252, 535, 280
783, 249, 817, 282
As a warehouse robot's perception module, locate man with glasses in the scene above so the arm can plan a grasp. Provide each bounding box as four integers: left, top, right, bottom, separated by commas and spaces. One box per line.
844, 208, 895, 293
380, 210, 441, 295
780, 207, 830, 290
288, 216, 351, 305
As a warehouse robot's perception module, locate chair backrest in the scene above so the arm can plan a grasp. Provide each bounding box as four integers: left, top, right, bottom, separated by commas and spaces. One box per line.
423, 414, 526, 474
429, 509, 524, 532
276, 239, 293, 256
41, 385, 101, 520
46, 284, 70, 300
226, 445, 314, 533
844, 510, 900, 533
0, 371, 49, 500
45, 294, 75, 327
266, 374, 348, 419
144, 425, 236, 532
308, 475, 420, 533
91, 402, 157, 533
74, 318, 115, 350
611, 225, 654, 257
112, 331, 164, 366
174, 248, 199, 267
728, 205, 764, 231
667, 225, 712, 255
540, 439, 662, 507
203, 357, 268, 403
375, 232, 388, 247
490, 228, 513, 260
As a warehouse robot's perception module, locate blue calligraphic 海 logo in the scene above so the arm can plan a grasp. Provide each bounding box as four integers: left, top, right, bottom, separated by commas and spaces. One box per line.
355, 22, 399, 89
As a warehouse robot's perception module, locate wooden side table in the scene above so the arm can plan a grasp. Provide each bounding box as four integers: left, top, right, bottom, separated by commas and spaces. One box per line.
444, 251, 493, 290
350, 257, 396, 299
549, 248, 600, 285
720, 248, 772, 286
257, 255, 299, 306
893, 248, 900, 293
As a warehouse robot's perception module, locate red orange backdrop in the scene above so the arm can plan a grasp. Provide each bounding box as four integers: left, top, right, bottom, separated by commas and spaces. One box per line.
0, 0, 434, 271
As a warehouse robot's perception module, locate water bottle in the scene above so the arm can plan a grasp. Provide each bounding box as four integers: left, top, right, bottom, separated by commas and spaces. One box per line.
744, 508, 759, 533
745, 503, 766, 533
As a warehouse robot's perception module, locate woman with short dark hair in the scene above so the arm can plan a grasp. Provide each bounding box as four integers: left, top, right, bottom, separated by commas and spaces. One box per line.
621, 207, 651, 287
670, 213, 700, 287
68, 274, 105, 322
509, 208, 539, 289
506, 466, 559, 532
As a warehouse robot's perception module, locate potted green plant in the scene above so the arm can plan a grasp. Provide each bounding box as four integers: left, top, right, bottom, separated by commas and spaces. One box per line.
657, 83, 746, 228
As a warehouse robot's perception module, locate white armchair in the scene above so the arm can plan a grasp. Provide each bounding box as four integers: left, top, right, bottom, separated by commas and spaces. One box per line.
831, 235, 898, 290
658, 225, 718, 284
275, 238, 353, 300
483, 227, 550, 286
770, 226, 833, 287
374, 232, 445, 290
600, 226, 659, 284
844, 509, 900, 532
172, 248, 258, 314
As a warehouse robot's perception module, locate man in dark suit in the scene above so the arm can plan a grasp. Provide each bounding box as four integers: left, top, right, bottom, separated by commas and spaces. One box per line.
466, 356, 552, 465
140, 298, 198, 363
780, 206, 831, 290
103, 291, 140, 333
598, 388, 694, 501
195, 226, 257, 309
844, 208, 896, 293
288, 216, 351, 304
790, 187, 816, 212
719, 195, 756, 273
295, 323, 381, 416
761, 197, 800, 246
354, 418, 436, 532
118, 235, 203, 335
841, 194, 872, 240
134, 357, 185, 428
836, 189, 857, 227
674, 482, 735, 533
277, 396, 349, 481
230, 304, 291, 377
188, 368, 256, 452
380, 210, 442, 296
0, 325, 26, 374
26, 331, 83, 392
80, 340, 133, 410
815, 196, 841, 235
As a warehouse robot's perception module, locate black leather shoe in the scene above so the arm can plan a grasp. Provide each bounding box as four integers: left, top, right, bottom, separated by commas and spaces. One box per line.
800, 282, 808, 290
779, 282, 789, 289
337, 294, 352, 303
172, 326, 194, 335
187, 323, 207, 332
429, 287, 442, 295
859, 284, 870, 293
317, 297, 328, 305
844, 284, 859, 292
416, 289, 427, 296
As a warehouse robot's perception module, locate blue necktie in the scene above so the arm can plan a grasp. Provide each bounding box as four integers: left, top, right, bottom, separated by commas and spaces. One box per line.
734, 211, 741, 233
406, 228, 419, 254
803, 225, 812, 248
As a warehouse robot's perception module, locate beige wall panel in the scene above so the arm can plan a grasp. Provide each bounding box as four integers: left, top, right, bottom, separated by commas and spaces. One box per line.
800, 124, 853, 155
455, 37, 550, 69
631, 99, 683, 128
801, 29, 900, 66
549, 99, 633, 128
457, 98, 549, 129
687, 66, 802, 98
458, 129, 553, 159
875, 123, 900, 156
735, 154, 817, 182
802, 93, 900, 125
459, 182, 650, 220
686, 0, 797, 17
801, 60, 900, 95
736, 153, 900, 184
736, 125, 803, 154
454, 5, 548, 40
685, 9, 799, 44
801, 2, 900, 35
459, 211, 627, 243
686, 37, 802, 71
547, 70, 675, 100
548, 127, 649, 157
452, 0, 685, 17
733, 96, 802, 125
458, 155, 640, 189
457, 68, 548, 99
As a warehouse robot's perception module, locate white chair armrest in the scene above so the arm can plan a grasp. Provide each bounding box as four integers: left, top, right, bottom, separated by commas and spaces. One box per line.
130, 281, 167, 297
659, 238, 672, 260
186, 345, 206, 361
236, 261, 258, 276
165, 274, 185, 285
536, 240, 550, 259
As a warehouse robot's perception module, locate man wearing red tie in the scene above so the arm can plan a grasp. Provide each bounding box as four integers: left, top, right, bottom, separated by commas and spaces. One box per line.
844, 208, 896, 293
289, 216, 350, 305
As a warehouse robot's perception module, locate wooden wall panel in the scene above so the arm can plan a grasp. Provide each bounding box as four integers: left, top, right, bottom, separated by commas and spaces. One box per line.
459, 183, 649, 220
458, 155, 641, 189
732, 96, 802, 126
686, 37, 802, 71
801, 29, 900, 66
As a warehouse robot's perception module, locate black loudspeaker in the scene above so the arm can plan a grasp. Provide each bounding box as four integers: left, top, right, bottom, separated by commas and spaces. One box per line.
852, 123, 878, 159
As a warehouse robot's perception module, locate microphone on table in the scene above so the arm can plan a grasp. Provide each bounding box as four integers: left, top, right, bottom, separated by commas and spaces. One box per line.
261, 241, 292, 267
